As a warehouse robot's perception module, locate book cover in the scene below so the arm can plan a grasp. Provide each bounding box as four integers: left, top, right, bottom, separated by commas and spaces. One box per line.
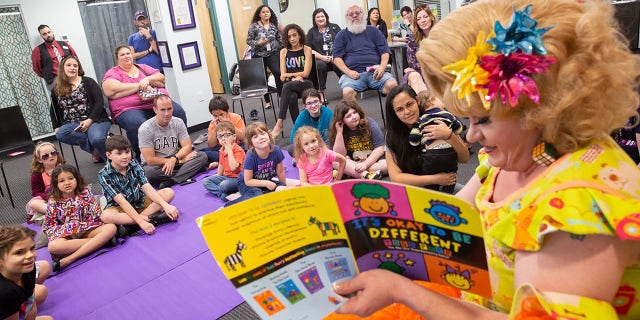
198, 180, 489, 319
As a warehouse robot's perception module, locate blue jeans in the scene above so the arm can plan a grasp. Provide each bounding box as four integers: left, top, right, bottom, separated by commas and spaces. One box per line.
202, 175, 239, 200
115, 101, 187, 159
224, 178, 285, 207
339, 71, 395, 92
55, 121, 112, 162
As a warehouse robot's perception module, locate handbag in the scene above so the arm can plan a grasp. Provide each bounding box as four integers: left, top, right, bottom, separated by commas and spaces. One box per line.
135, 64, 162, 101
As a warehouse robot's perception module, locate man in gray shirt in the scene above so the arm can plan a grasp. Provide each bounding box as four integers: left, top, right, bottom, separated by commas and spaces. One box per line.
138, 94, 207, 188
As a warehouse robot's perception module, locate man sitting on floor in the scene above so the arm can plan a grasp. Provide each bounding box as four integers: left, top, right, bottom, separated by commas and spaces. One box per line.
98, 135, 178, 235
332, 5, 398, 101
138, 94, 208, 189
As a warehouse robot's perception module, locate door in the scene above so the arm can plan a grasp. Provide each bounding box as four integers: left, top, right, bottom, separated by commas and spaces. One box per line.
196, 0, 224, 93
228, 0, 264, 60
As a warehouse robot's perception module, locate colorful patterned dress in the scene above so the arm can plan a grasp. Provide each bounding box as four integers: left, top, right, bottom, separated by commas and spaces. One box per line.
474, 138, 640, 319
43, 188, 103, 242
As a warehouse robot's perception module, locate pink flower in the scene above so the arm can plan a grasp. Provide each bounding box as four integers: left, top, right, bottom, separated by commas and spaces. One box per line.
478, 52, 556, 106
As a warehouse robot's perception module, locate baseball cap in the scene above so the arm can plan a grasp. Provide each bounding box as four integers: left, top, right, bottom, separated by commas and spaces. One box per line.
134, 10, 147, 20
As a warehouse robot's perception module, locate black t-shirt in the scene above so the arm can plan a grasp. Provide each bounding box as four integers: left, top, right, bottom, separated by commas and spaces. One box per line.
0, 266, 36, 318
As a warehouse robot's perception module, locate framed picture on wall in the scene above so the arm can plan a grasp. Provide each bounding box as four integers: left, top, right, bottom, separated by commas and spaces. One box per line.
157, 41, 172, 68
177, 41, 201, 70
168, 0, 196, 30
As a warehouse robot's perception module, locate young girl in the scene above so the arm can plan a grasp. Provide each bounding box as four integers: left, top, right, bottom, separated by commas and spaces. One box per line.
44, 164, 117, 272
27, 141, 65, 225
226, 122, 291, 206
294, 126, 346, 186
0, 225, 52, 320
329, 99, 387, 179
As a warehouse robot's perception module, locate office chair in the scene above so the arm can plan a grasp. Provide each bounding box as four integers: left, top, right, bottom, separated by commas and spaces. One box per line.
231, 58, 277, 125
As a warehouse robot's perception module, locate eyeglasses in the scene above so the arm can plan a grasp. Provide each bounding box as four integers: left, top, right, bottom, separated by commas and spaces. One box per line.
40, 151, 58, 160
347, 11, 362, 17
216, 133, 234, 139
304, 99, 321, 107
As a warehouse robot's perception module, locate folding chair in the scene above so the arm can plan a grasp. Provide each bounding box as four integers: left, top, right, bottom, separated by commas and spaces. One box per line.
231, 58, 278, 125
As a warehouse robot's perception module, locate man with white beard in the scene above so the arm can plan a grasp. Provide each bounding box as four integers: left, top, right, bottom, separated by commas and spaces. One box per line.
332, 5, 397, 101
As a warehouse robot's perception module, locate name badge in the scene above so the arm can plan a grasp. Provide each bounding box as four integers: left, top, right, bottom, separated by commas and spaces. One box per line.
323, 44, 328, 51
266, 43, 271, 51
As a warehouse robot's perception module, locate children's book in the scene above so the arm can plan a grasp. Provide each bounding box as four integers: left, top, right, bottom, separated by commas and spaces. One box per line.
197, 180, 490, 319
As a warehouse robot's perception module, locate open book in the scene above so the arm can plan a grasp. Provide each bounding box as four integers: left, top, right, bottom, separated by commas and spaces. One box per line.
197, 180, 490, 319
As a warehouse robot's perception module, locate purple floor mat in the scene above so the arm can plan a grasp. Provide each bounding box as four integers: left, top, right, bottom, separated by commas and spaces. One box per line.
36, 150, 297, 319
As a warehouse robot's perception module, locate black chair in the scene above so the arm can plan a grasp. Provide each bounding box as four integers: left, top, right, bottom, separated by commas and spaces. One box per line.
0, 106, 34, 208
309, 54, 321, 91
231, 58, 278, 125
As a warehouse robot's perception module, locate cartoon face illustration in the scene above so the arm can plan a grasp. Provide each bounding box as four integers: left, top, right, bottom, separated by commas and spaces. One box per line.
351, 182, 396, 216
441, 264, 473, 290
424, 200, 467, 226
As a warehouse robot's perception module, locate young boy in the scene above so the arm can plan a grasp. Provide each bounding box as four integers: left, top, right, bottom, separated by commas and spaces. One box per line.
98, 135, 178, 236
202, 121, 246, 201
289, 88, 334, 145
201, 96, 246, 169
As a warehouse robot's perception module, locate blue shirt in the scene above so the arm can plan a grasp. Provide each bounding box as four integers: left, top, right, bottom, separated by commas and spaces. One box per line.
240, 145, 284, 181
289, 106, 334, 144
128, 29, 163, 72
333, 26, 391, 73
98, 159, 149, 208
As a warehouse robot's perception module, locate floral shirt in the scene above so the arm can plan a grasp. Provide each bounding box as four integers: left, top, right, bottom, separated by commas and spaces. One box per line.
474, 138, 640, 319
406, 34, 421, 75
56, 81, 90, 123
43, 188, 103, 242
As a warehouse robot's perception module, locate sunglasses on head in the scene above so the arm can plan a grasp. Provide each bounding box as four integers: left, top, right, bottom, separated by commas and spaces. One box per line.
40, 150, 58, 160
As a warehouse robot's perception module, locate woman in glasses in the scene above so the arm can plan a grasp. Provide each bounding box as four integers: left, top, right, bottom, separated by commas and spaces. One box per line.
51, 55, 112, 163
26, 142, 66, 248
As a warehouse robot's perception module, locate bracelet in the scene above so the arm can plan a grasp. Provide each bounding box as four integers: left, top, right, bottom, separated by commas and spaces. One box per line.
171, 154, 179, 162
445, 131, 454, 140
146, 37, 152, 41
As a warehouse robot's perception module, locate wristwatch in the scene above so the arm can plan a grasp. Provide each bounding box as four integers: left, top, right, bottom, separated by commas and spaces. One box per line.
148, 48, 152, 54
171, 154, 179, 162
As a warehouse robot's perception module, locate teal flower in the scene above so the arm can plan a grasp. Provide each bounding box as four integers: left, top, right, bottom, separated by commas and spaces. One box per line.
488, 4, 552, 56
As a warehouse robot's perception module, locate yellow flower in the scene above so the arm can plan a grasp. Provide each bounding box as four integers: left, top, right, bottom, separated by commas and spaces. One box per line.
443, 30, 495, 109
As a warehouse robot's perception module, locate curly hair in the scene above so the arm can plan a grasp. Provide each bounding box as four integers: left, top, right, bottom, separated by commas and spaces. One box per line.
329, 99, 371, 147
293, 126, 327, 161
245, 121, 275, 151
54, 55, 85, 97
418, 0, 639, 155
251, 5, 278, 25
49, 163, 87, 200
0, 225, 36, 259
282, 24, 306, 49
30, 141, 65, 173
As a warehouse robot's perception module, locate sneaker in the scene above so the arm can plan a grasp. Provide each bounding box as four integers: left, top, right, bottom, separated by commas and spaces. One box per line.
193, 133, 208, 144
148, 210, 174, 226
158, 179, 176, 189
92, 150, 103, 163
249, 109, 259, 121
363, 170, 382, 180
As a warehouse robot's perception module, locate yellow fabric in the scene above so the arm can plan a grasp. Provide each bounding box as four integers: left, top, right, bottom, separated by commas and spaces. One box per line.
474, 138, 640, 319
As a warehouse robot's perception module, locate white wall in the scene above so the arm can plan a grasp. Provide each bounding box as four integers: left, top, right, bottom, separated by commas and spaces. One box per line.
3, 0, 215, 127
1, 0, 97, 80
151, 0, 211, 126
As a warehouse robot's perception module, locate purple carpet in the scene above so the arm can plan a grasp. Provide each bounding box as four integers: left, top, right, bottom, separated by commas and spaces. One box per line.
37, 150, 299, 319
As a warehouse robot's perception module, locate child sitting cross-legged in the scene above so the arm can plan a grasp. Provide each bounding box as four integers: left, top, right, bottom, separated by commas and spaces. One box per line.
225, 122, 291, 206
98, 135, 178, 236
202, 121, 246, 201
294, 126, 346, 186
44, 164, 117, 272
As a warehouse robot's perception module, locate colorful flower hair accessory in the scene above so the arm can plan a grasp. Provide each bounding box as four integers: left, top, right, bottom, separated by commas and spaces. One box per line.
443, 4, 556, 108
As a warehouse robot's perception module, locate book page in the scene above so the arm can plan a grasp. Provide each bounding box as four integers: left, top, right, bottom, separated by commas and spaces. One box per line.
332, 180, 491, 298
198, 186, 357, 319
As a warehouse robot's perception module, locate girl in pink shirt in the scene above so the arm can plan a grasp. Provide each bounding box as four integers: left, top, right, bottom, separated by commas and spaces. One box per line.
294, 126, 345, 186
